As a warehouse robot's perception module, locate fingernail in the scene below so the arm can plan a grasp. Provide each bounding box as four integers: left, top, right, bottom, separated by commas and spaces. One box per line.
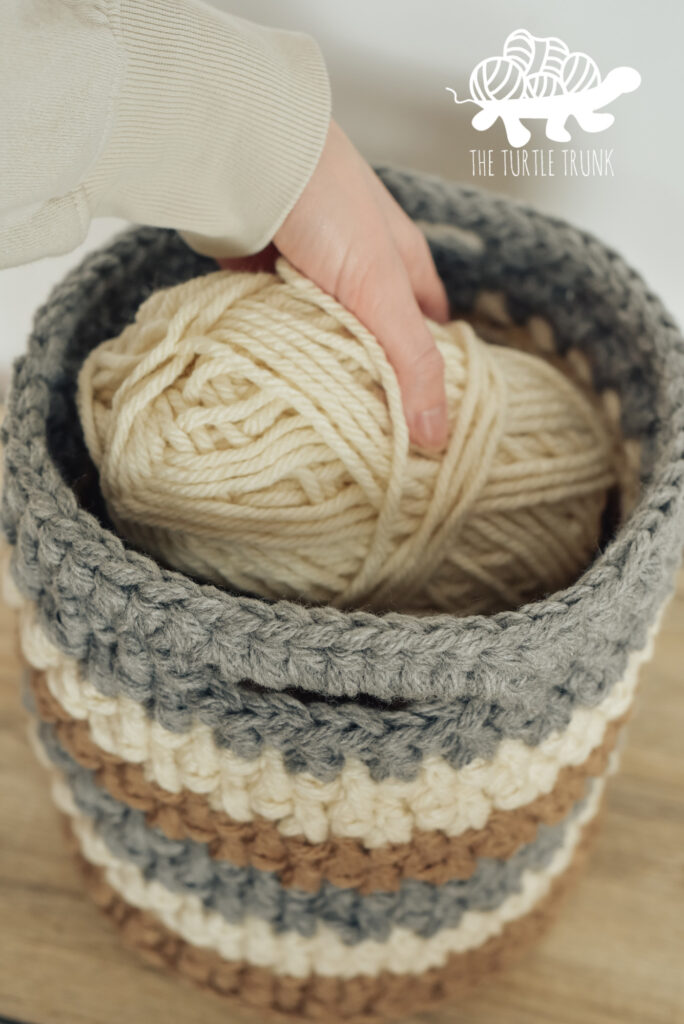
415, 404, 448, 450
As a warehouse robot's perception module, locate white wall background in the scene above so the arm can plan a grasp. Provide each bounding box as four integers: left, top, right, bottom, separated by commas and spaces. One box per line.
1, 0, 682, 381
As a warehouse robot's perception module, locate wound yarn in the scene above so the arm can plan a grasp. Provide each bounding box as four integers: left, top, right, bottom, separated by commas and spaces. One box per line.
76, 254, 618, 615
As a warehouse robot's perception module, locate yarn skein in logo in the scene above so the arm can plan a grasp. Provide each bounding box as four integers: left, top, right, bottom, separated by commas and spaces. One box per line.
446, 29, 641, 147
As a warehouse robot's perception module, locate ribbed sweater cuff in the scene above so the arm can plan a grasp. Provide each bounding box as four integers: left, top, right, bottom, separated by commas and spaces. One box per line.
83, 0, 331, 258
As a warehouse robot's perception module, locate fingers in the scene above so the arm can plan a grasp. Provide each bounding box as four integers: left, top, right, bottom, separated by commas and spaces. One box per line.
271, 117, 451, 451
334, 241, 449, 451
403, 228, 451, 325
364, 165, 451, 325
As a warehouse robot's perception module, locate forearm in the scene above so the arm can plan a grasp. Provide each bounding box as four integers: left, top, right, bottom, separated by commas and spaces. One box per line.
0, 0, 331, 269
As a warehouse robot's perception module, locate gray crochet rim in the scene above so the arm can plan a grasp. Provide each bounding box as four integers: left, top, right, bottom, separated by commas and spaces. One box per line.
2, 165, 684, 769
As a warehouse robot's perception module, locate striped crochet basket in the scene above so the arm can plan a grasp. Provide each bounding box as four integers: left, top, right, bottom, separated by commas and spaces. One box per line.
2, 165, 684, 1022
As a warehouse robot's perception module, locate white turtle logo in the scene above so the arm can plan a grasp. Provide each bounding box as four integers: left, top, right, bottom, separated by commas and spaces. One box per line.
446, 29, 641, 147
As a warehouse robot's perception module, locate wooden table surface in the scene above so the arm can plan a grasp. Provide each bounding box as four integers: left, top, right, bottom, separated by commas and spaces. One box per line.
0, 570, 682, 1024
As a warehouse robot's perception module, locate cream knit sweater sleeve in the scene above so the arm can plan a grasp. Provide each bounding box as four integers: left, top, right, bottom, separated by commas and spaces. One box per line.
0, 0, 331, 269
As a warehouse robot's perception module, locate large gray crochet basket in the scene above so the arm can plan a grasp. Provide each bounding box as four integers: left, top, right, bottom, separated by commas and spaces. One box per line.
2, 165, 684, 1023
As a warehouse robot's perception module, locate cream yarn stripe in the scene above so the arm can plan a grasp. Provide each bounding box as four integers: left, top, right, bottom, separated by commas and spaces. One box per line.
6, 560, 657, 846
42, 755, 609, 980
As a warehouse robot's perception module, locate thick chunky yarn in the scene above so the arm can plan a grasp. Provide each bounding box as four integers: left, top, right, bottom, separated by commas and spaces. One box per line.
76, 255, 618, 614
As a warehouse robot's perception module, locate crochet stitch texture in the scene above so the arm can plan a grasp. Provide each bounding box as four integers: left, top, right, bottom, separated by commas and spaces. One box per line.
2, 163, 683, 1020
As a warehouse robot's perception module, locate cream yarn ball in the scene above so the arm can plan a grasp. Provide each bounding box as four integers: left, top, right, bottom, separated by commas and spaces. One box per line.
76, 255, 619, 615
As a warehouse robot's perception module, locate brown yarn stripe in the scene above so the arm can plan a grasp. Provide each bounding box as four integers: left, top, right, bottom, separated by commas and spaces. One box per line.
30, 669, 627, 894
63, 811, 602, 1024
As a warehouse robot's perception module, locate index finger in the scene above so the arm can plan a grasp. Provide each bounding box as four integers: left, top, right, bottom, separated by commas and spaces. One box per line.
334, 242, 449, 451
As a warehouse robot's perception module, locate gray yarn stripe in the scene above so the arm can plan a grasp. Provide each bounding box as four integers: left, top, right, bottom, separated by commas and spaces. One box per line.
37, 717, 591, 945
2, 167, 683, 785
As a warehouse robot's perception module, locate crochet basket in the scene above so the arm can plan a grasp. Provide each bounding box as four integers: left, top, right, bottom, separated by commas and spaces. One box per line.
2, 165, 684, 1023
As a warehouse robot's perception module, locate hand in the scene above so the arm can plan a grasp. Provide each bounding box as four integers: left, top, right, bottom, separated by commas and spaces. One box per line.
217, 117, 450, 450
